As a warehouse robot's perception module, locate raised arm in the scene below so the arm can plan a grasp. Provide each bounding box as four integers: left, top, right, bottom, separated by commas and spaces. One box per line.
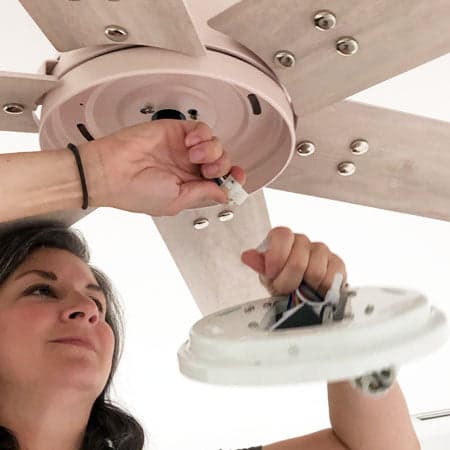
0, 120, 245, 223
262, 381, 420, 450
240, 227, 420, 450
0, 145, 104, 223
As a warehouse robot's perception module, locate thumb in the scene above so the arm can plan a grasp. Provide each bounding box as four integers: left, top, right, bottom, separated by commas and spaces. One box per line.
172, 179, 228, 211
241, 249, 266, 275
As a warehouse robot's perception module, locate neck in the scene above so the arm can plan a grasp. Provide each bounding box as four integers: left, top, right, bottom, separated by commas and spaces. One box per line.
0, 382, 94, 450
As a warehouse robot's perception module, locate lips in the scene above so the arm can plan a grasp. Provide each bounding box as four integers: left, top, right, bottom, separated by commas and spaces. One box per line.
51, 337, 96, 352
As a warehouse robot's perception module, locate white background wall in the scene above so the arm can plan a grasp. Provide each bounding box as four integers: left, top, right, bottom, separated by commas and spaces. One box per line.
1, 3, 450, 449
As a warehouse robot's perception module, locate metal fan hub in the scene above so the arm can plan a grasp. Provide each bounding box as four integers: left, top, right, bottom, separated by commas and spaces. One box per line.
39, 46, 295, 201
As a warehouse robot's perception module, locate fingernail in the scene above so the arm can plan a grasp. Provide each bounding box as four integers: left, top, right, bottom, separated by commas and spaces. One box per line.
190, 148, 205, 162
186, 135, 202, 146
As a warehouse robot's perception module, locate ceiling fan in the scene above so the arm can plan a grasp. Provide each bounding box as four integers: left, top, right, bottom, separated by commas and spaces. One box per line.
1, 1, 449, 385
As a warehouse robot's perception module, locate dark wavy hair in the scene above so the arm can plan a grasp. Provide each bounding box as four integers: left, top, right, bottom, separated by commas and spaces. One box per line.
0, 220, 146, 450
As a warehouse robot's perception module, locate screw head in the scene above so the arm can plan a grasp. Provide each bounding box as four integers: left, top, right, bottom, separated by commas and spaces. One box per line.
296, 141, 315, 156
188, 109, 198, 120
336, 37, 359, 56
3, 103, 25, 115
337, 161, 356, 176
104, 25, 128, 42
193, 218, 209, 230
218, 210, 234, 222
140, 105, 155, 115
274, 50, 296, 68
350, 139, 369, 155
314, 10, 337, 30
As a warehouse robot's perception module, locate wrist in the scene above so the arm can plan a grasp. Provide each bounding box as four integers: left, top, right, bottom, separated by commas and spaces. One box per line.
76, 141, 110, 209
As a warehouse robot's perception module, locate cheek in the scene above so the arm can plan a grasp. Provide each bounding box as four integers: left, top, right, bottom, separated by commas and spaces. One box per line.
0, 306, 52, 379
0, 305, 51, 343
101, 321, 116, 356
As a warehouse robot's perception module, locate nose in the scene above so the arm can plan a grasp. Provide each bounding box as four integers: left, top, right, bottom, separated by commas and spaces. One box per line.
63, 292, 101, 324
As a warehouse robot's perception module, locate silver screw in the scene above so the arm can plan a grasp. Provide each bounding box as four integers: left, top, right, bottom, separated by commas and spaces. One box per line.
104, 25, 129, 42
3, 103, 25, 115
296, 141, 315, 156
140, 105, 155, 115
336, 37, 359, 56
188, 109, 198, 120
218, 210, 234, 222
314, 11, 337, 30
350, 139, 369, 155
337, 161, 356, 176
193, 218, 209, 230
274, 50, 296, 68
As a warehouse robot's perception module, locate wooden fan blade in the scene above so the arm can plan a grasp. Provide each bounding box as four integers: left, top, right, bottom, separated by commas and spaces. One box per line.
268, 100, 450, 222
152, 190, 272, 316
209, 0, 450, 116
0, 72, 60, 133
18, 0, 206, 56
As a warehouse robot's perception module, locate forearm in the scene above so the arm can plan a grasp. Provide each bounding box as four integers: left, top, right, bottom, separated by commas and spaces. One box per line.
328, 381, 420, 450
0, 143, 106, 223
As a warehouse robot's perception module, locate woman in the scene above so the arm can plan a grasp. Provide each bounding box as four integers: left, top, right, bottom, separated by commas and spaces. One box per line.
0, 222, 420, 450
0, 120, 420, 449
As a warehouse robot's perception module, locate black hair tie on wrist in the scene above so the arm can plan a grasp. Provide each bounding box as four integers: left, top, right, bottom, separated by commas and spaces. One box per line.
67, 143, 89, 210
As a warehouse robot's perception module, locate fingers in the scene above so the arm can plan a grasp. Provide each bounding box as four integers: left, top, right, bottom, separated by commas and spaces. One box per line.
188, 137, 247, 185
188, 136, 223, 164
268, 232, 311, 295
184, 121, 213, 146
317, 254, 347, 298
241, 227, 347, 298
170, 179, 228, 213
263, 227, 297, 280
302, 242, 330, 292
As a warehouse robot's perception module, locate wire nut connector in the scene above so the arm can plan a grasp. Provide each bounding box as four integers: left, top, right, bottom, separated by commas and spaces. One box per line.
215, 175, 249, 206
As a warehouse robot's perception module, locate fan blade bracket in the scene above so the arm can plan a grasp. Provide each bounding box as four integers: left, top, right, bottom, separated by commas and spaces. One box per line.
269, 100, 450, 222
209, 0, 450, 116
18, 0, 206, 56
0, 72, 60, 133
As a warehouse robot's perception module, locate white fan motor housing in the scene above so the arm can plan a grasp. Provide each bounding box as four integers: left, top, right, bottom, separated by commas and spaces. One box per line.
178, 286, 448, 385
38, 45, 295, 201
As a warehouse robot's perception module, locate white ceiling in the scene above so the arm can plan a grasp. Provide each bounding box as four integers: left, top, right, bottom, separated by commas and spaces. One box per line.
1, 3, 449, 449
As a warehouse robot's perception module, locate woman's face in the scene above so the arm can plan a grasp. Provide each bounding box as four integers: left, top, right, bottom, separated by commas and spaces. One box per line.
0, 247, 115, 395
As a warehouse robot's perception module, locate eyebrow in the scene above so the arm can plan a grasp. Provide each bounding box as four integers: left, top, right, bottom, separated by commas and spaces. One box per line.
14, 269, 106, 298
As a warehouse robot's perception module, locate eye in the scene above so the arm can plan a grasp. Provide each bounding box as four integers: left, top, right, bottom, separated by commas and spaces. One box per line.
25, 284, 105, 313
26, 284, 55, 298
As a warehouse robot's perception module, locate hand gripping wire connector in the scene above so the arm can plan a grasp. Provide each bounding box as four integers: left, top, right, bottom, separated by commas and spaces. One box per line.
270, 273, 352, 330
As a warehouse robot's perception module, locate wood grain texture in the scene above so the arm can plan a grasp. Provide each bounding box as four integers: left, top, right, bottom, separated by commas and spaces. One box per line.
153, 190, 272, 315
18, 0, 206, 56
268, 100, 450, 222
209, 0, 450, 116
0, 72, 59, 132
